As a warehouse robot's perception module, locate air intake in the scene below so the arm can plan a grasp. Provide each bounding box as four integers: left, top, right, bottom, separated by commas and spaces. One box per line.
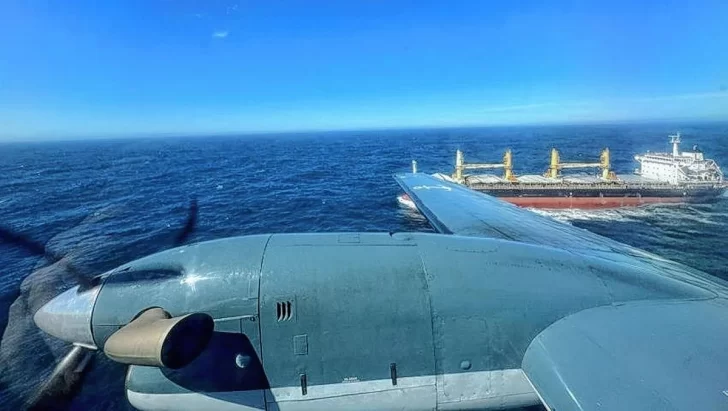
276, 301, 293, 322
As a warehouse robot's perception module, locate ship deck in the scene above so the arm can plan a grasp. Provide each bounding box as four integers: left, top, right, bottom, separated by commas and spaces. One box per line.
464, 173, 725, 190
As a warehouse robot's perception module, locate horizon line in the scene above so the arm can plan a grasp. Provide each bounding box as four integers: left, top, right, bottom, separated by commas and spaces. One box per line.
1, 117, 727, 144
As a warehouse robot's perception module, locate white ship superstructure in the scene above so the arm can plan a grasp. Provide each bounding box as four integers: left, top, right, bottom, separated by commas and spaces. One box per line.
634, 133, 724, 185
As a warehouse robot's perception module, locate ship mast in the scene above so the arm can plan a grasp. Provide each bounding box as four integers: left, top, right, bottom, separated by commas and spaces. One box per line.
670, 132, 681, 157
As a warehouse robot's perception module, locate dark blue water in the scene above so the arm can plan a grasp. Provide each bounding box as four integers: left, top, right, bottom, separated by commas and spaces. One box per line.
1, 123, 727, 409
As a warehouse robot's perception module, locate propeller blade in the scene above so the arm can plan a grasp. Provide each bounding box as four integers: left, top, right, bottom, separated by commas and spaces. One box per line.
0, 227, 76, 274
173, 197, 198, 246
0, 226, 52, 258
0, 226, 93, 288
78, 198, 199, 291
26, 345, 95, 410
2, 196, 200, 291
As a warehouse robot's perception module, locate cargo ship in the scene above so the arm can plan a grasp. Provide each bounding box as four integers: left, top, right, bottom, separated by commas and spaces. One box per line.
398, 133, 726, 209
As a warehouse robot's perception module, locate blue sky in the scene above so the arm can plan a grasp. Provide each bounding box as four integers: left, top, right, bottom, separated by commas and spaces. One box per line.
1, 0, 727, 140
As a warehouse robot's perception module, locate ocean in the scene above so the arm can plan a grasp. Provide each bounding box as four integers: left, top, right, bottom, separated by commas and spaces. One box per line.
1, 122, 727, 409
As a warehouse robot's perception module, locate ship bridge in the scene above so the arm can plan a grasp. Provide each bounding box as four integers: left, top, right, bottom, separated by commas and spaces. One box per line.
634, 133, 724, 185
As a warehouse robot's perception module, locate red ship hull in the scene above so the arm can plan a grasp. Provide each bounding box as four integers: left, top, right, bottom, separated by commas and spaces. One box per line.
499, 196, 689, 209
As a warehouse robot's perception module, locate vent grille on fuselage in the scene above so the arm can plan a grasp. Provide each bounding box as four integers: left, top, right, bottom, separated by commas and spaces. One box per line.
276, 301, 293, 322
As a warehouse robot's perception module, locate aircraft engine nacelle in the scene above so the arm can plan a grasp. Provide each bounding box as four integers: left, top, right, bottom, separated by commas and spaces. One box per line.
121, 232, 545, 411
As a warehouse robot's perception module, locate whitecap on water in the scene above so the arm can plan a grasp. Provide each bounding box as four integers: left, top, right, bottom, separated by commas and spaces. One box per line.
527, 207, 648, 223
529, 202, 727, 227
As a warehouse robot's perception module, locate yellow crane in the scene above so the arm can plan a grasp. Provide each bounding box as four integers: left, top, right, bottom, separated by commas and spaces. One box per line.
544, 148, 615, 180
454, 149, 516, 182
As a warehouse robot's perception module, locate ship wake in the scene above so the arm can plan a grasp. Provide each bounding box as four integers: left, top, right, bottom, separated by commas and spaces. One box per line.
530, 202, 727, 227
529, 207, 653, 223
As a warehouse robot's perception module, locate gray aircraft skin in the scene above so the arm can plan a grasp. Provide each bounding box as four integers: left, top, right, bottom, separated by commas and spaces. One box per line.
32, 173, 728, 411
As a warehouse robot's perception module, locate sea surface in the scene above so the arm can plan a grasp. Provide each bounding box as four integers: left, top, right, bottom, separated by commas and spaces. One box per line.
1, 122, 727, 409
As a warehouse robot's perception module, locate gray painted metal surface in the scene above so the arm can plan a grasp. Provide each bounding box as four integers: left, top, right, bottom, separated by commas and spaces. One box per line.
112, 228, 722, 410
32, 172, 728, 410
523, 298, 728, 410
394, 172, 728, 411
259, 233, 435, 394
92, 235, 270, 347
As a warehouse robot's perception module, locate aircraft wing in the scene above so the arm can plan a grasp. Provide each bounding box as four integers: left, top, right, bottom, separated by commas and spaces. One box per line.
395, 172, 630, 253
395, 172, 728, 410
394, 172, 718, 275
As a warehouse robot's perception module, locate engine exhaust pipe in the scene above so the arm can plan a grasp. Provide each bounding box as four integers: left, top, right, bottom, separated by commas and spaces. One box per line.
103, 308, 213, 369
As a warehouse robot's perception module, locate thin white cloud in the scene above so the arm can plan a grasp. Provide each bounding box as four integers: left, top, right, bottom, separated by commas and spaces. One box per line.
481, 102, 563, 113
212, 30, 229, 39
482, 91, 728, 113
632, 91, 728, 103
